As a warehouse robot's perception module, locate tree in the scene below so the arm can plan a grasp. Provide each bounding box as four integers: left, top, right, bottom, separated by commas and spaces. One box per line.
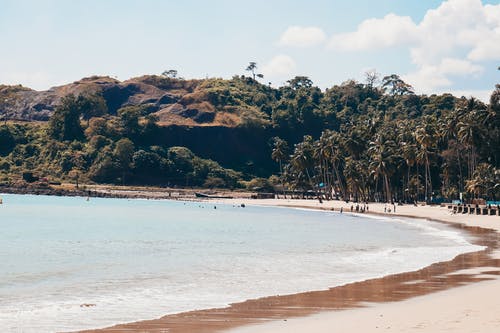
245, 62, 263, 80
364, 69, 380, 90
456, 97, 486, 178
113, 138, 135, 184
85, 117, 109, 138
415, 117, 437, 202
89, 149, 118, 183
465, 163, 499, 200
368, 134, 396, 203
400, 139, 417, 201
114, 138, 134, 164
68, 169, 81, 189
344, 157, 367, 202
289, 135, 316, 194
162, 69, 178, 78
486, 84, 500, 166
78, 93, 108, 124
118, 106, 142, 140
320, 130, 346, 199
287, 76, 313, 90
48, 94, 84, 141
0, 125, 15, 156
382, 74, 414, 96
271, 137, 289, 197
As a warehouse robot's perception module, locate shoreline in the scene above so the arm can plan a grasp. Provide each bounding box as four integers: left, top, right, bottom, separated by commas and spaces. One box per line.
224, 199, 500, 333
64, 195, 500, 333
3, 188, 499, 332
77, 225, 499, 333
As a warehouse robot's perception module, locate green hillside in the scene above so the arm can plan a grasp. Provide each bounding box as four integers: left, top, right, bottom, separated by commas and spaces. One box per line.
0, 73, 498, 201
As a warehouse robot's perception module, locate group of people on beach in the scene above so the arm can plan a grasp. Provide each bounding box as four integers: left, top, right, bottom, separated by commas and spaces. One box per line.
331, 202, 402, 215
333, 202, 369, 214
350, 203, 369, 213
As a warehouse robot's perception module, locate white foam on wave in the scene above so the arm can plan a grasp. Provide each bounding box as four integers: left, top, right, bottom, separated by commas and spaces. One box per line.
0, 195, 485, 333
2, 245, 483, 333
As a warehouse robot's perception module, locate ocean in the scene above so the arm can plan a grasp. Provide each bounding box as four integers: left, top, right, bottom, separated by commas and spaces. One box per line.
0, 194, 483, 332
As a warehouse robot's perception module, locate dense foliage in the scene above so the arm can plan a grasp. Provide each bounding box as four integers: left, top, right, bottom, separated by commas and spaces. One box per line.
273, 77, 500, 202
0, 73, 498, 200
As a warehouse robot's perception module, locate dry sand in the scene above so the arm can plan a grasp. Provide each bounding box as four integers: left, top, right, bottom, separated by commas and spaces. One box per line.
214, 198, 500, 333
212, 198, 500, 232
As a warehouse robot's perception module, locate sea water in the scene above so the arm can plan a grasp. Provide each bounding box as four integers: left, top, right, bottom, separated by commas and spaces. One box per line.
0, 194, 483, 332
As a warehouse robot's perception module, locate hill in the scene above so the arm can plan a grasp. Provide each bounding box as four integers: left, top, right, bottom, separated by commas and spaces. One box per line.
0, 73, 498, 202
0, 75, 273, 128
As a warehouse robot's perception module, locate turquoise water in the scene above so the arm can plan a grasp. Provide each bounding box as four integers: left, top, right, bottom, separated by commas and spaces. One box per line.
0, 194, 482, 332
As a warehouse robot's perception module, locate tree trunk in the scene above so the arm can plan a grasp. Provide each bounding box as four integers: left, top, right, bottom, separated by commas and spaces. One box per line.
457, 149, 463, 193
333, 163, 345, 200
426, 155, 432, 203
279, 160, 286, 199
424, 153, 429, 203
384, 174, 392, 203
407, 164, 411, 203
416, 164, 420, 202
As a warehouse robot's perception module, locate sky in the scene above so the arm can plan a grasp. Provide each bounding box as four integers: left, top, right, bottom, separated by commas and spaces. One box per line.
0, 0, 499, 101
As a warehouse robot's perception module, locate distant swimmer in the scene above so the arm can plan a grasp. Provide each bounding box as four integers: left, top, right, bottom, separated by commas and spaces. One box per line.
0, 197, 2, 204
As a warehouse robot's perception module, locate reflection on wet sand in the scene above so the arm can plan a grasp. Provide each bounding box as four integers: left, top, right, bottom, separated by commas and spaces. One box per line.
79, 224, 500, 333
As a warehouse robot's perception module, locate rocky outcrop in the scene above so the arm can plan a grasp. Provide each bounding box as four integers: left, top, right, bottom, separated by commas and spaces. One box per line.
0, 75, 231, 125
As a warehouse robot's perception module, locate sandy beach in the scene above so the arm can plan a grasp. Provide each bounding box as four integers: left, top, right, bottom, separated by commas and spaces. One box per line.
78, 194, 500, 333
218, 198, 500, 333
213, 197, 500, 232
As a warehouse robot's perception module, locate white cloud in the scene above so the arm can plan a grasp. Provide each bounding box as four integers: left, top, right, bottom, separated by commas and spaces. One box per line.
403, 58, 483, 92
261, 55, 296, 78
329, 0, 500, 93
278, 26, 327, 47
329, 14, 418, 50
439, 58, 483, 75
467, 36, 500, 61
403, 68, 451, 92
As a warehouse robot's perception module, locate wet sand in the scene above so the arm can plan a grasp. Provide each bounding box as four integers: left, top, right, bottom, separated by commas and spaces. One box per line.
77, 198, 500, 333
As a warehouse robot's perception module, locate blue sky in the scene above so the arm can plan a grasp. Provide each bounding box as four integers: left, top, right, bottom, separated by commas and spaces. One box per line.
0, 0, 499, 100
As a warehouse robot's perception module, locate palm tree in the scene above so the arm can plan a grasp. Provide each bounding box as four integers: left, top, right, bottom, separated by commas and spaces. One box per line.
271, 137, 289, 198
439, 108, 466, 194
397, 120, 417, 202
321, 130, 347, 200
289, 136, 316, 196
368, 134, 395, 203
313, 136, 331, 199
415, 117, 437, 202
456, 97, 486, 178
465, 163, 499, 200
401, 141, 417, 202
344, 157, 368, 202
